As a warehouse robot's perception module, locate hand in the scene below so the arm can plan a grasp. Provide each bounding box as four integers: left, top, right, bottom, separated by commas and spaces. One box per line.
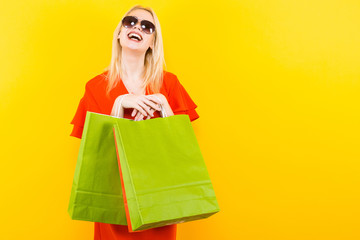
131, 93, 166, 121
118, 93, 162, 120
111, 93, 162, 119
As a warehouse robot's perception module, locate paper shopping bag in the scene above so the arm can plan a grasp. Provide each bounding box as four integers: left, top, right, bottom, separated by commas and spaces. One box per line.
67, 112, 128, 225
113, 114, 220, 232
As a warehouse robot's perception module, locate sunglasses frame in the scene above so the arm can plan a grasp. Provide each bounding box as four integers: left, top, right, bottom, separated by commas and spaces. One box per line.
121, 15, 156, 34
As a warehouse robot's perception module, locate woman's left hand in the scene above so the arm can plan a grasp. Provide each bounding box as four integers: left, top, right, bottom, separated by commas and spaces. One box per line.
131, 93, 166, 121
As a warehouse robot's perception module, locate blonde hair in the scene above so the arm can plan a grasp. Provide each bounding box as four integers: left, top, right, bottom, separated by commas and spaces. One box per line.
103, 5, 167, 98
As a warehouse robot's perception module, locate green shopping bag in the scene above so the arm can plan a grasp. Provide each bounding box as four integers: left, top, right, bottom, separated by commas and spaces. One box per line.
67, 112, 128, 225
68, 111, 220, 229
113, 112, 220, 232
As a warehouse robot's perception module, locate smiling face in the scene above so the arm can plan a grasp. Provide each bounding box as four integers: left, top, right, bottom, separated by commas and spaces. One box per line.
118, 9, 155, 53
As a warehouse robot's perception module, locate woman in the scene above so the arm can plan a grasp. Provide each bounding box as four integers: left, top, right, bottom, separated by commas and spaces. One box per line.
70, 5, 199, 240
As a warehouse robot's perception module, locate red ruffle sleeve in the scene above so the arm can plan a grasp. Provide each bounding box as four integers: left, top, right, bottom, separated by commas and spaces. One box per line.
167, 74, 199, 122
70, 81, 102, 139
69, 93, 87, 139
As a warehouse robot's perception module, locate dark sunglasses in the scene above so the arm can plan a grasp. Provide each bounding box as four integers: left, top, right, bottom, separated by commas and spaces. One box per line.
121, 16, 156, 34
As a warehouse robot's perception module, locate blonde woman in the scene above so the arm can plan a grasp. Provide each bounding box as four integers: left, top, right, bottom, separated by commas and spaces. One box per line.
70, 5, 199, 240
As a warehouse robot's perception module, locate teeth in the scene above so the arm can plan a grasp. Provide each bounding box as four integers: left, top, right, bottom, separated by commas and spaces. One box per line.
128, 33, 142, 41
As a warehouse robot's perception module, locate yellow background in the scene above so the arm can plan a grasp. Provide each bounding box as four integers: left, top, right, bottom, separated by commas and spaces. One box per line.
1, 0, 359, 239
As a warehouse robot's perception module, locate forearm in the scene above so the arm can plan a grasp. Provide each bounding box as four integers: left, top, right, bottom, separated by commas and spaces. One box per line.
111, 95, 126, 118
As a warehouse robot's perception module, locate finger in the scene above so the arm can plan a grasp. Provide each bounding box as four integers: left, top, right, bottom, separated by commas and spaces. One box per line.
133, 105, 148, 116
134, 111, 139, 121
131, 108, 137, 117
142, 98, 161, 113
137, 100, 152, 115
146, 109, 155, 119
140, 96, 162, 111
136, 112, 144, 121
135, 110, 143, 121
144, 95, 163, 106
148, 107, 155, 117
137, 101, 153, 116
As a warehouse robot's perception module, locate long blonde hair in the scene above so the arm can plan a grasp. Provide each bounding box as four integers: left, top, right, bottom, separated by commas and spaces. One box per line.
103, 5, 167, 98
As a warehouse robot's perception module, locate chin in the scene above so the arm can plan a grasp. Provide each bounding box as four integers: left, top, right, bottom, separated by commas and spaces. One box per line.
123, 45, 147, 53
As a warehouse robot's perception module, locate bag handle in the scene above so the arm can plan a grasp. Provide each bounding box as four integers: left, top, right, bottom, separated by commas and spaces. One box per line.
160, 104, 167, 118
152, 95, 167, 118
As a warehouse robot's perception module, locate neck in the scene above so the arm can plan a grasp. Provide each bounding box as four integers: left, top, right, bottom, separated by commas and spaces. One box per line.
121, 48, 145, 83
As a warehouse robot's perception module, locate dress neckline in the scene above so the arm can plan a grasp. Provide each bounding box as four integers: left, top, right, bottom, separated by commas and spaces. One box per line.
120, 79, 147, 95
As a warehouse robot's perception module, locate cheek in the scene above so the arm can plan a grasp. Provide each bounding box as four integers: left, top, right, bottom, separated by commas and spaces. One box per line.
118, 32, 128, 44
119, 31, 125, 39
144, 36, 154, 46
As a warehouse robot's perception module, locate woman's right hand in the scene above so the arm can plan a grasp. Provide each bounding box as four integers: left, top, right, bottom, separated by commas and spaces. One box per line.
112, 94, 162, 119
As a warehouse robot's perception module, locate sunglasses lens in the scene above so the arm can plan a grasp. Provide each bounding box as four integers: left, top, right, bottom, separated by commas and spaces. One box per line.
122, 16, 156, 34
141, 20, 155, 34
122, 16, 137, 28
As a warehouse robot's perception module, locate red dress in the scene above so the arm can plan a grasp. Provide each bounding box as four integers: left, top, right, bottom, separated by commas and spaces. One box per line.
69, 70, 199, 240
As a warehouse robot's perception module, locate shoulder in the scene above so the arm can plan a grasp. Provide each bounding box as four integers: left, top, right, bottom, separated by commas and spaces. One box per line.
162, 70, 181, 92
163, 70, 179, 83
85, 70, 109, 92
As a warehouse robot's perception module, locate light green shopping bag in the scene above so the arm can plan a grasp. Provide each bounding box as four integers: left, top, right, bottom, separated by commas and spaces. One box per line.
68, 112, 128, 225
113, 112, 220, 232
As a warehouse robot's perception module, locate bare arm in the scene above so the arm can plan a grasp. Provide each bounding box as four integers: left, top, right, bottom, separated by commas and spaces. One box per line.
110, 94, 127, 118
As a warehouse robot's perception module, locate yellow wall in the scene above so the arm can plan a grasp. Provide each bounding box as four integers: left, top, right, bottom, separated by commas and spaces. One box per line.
1, 0, 359, 239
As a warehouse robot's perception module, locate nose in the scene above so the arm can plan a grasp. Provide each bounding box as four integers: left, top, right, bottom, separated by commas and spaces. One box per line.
132, 21, 142, 32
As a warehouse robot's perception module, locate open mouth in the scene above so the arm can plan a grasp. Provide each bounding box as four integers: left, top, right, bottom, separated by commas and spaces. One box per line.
128, 33, 142, 42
